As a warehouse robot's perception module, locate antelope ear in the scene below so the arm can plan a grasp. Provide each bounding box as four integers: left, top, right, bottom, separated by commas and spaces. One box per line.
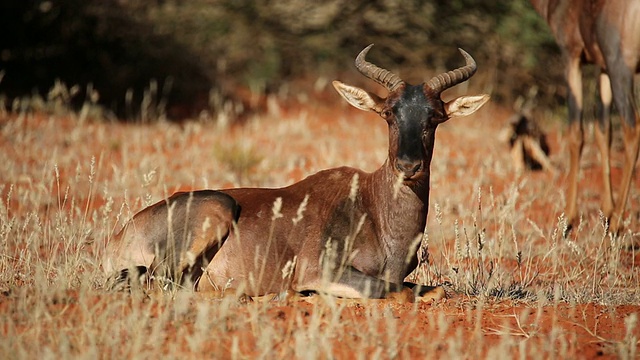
332, 81, 384, 113
444, 94, 490, 118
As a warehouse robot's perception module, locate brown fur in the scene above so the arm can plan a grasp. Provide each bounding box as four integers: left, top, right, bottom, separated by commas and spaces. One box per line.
103, 46, 489, 298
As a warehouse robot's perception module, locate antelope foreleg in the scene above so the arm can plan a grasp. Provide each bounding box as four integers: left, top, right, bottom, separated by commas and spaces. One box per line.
594, 120, 614, 220
595, 72, 615, 223
297, 266, 406, 299
563, 56, 584, 233
610, 122, 640, 233
565, 120, 584, 231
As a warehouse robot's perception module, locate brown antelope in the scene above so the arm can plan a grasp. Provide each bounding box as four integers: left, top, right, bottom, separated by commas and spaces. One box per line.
102, 45, 489, 298
530, 0, 640, 233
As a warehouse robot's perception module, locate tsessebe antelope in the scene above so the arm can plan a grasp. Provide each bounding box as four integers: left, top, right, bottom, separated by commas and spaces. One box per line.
102, 44, 489, 298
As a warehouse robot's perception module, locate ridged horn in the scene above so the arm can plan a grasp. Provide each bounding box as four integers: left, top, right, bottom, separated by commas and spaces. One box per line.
354, 44, 404, 92
425, 48, 476, 94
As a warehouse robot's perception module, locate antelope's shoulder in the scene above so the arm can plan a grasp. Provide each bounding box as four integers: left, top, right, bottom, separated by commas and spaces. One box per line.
300, 166, 366, 185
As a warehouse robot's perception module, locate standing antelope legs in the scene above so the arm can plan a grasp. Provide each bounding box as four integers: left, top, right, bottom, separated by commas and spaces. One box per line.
531, 0, 639, 235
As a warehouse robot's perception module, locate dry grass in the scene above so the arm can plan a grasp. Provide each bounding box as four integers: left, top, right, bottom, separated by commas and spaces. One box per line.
1, 91, 639, 358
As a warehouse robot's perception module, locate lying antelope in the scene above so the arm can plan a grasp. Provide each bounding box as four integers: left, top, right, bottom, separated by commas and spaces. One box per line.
103, 45, 489, 299
531, 0, 640, 233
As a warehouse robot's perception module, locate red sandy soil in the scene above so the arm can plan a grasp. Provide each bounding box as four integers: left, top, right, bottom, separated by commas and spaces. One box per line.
1, 90, 639, 358
2, 288, 638, 358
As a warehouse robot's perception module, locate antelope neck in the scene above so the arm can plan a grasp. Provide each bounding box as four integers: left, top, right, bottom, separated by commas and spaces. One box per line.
369, 160, 430, 210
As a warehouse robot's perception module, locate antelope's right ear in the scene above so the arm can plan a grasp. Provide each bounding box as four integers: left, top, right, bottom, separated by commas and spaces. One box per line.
332, 81, 383, 113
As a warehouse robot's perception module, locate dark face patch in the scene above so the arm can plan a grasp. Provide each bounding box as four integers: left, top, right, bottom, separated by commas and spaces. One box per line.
383, 84, 445, 180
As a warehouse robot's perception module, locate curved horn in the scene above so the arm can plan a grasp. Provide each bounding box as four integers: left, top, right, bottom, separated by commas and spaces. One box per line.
425, 48, 477, 94
355, 44, 404, 92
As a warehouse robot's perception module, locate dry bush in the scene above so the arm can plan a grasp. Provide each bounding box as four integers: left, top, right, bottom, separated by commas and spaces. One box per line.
1, 0, 562, 120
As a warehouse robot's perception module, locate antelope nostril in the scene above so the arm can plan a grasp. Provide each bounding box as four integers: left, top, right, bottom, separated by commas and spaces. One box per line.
396, 159, 421, 177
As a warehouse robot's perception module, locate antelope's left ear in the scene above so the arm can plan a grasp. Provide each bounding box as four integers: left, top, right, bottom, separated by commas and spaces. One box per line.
444, 94, 490, 119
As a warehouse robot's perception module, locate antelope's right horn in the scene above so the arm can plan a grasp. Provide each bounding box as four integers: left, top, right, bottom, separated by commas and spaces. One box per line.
425, 48, 477, 94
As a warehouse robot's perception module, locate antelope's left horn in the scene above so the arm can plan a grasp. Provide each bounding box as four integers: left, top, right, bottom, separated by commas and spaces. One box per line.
426, 48, 477, 94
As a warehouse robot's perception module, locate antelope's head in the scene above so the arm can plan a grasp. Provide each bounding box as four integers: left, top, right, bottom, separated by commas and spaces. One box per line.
333, 44, 489, 183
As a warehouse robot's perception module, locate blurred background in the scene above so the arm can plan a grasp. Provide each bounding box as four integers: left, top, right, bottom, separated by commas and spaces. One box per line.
0, 0, 563, 121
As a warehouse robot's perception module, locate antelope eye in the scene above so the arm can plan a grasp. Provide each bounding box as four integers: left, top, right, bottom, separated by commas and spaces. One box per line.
381, 110, 393, 119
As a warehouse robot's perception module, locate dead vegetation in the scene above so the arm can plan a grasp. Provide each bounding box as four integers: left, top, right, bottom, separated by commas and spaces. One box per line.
1, 88, 638, 357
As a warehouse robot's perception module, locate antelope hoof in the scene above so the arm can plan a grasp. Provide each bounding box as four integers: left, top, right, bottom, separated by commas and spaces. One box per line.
203, 290, 254, 304
237, 293, 254, 304
563, 218, 581, 239
270, 289, 299, 304
416, 286, 446, 303
386, 287, 415, 303
105, 266, 149, 292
